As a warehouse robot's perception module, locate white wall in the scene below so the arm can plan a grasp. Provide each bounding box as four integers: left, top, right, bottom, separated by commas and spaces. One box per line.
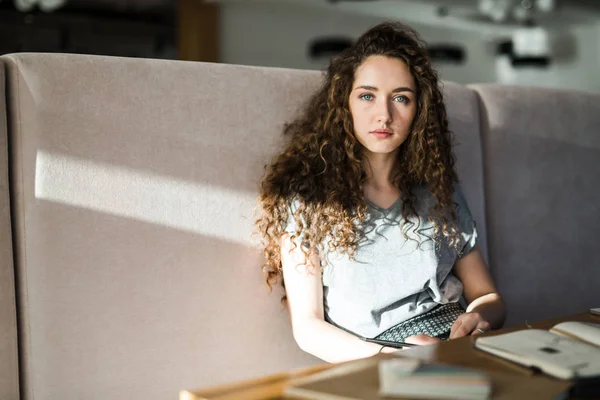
214, 0, 600, 92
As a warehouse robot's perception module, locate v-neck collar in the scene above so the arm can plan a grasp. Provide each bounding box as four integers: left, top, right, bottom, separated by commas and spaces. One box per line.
366, 195, 402, 212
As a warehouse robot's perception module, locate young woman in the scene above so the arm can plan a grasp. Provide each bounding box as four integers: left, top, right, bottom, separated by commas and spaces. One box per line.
256, 22, 505, 363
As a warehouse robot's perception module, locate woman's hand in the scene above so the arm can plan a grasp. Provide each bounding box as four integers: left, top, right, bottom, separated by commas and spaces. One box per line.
405, 334, 442, 345
379, 335, 441, 353
449, 312, 491, 339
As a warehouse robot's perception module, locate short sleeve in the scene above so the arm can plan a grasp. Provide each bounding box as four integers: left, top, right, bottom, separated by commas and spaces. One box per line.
284, 197, 301, 235
284, 197, 311, 250
454, 184, 478, 258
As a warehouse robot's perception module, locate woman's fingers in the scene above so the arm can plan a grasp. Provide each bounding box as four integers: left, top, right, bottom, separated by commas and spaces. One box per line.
450, 317, 474, 339
405, 334, 442, 345
470, 320, 492, 336
450, 312, 490, 339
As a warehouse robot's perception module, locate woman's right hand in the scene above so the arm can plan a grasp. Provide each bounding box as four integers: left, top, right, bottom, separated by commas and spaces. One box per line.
405, 334, 441, 345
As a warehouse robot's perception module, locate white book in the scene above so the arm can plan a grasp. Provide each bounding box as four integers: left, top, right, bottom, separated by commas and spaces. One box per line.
378, 358, 492, 400
474, 321, 600, 380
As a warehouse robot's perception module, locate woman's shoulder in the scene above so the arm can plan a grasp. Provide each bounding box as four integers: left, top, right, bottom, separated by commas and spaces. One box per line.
286, 195, 301, 212
411, 182, 470, 214
451, 183, 470, 209
411, 184, 436, 205
414, 182, 465, 199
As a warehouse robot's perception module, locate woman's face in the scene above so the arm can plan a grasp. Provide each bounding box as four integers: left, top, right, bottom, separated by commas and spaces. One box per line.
348, 55, 417, 157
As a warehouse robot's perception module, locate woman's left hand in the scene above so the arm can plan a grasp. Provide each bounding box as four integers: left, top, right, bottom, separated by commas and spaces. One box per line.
449, 312, 491, 339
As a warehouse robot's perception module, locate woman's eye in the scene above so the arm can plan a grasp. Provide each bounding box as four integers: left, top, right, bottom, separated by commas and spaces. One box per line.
359, 93, 374, 101
393, 95, 410, 103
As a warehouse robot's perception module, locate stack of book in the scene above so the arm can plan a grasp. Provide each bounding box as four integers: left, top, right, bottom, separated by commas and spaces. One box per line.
378, 358, 491, 400
284, 357, 492, 400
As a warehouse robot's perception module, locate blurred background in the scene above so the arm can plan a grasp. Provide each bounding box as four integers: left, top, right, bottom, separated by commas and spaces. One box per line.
1, 0, 600, 91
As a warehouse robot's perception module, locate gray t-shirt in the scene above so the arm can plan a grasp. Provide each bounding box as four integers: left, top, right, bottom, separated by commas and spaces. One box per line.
285, 184, 477, 338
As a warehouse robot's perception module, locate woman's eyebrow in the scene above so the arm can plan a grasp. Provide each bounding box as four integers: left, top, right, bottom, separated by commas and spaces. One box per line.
392, 86, 415, 93
354, 85, 378, 91
353, 85, 415, 93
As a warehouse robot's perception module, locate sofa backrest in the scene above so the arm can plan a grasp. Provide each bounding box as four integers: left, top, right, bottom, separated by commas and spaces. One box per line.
1, 53, 322, 400
469, 84, 600, 327
0, 53, 487, 399
0, 58, 19, 400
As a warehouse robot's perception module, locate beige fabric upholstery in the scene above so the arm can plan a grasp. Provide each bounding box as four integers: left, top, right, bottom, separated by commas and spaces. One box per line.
442, 82, 488, 261
470, 84, 600, 327
0, 53, 487, 399
3, 53, 322, 400
0, 61, 20, 400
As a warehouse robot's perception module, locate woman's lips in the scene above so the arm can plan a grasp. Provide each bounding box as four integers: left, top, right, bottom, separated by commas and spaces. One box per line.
371, 129, 393, 139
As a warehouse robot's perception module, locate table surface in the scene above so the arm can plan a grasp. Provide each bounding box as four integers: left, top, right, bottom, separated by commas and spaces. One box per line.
181, 311, 600, 400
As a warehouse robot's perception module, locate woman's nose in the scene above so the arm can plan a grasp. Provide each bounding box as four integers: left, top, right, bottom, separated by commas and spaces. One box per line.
376, 100, 392, 124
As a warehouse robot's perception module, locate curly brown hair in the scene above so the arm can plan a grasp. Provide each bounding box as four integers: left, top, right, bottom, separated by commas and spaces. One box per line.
256, 22, 459, 289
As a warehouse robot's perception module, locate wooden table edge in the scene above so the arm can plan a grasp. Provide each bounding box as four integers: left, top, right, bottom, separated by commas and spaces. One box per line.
182, 311, 600, 399
180, 363, 333, 400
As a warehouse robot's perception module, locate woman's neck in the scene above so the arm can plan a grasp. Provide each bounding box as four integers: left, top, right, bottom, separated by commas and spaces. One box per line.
363, 151, 398, 190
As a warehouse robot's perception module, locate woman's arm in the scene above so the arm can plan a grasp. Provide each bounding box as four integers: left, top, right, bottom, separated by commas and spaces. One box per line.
280, 234, 396, 363
450, 246, 506, 339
